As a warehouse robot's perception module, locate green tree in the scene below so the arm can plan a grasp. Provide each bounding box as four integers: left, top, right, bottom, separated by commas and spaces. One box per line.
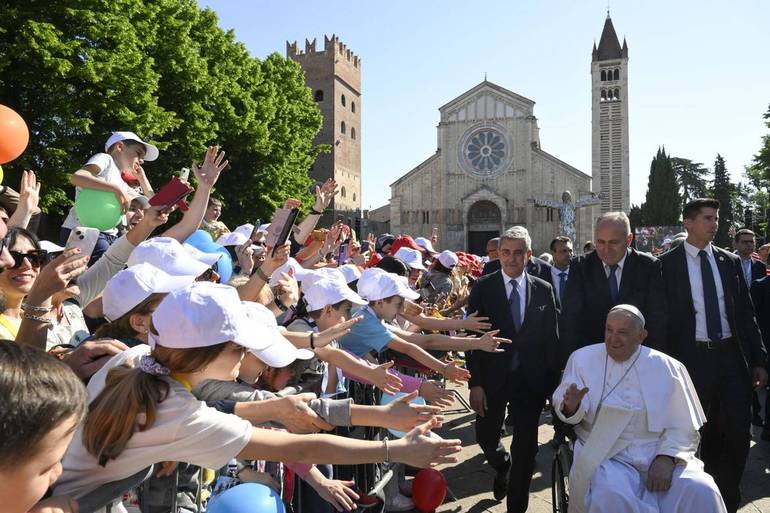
747, 103, 770, 188
642, 147, 681, 225
671, 157, 710, 203
0, 0, 323, 227
711, 154, 733, 247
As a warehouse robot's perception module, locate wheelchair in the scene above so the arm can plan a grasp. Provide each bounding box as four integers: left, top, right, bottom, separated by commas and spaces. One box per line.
550, 421, 575, 513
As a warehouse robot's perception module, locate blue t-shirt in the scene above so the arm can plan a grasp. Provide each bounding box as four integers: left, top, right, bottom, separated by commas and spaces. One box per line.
338, 306, 394, 357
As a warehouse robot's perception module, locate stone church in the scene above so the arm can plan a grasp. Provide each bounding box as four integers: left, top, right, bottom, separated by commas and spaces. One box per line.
389, 14, 629, 255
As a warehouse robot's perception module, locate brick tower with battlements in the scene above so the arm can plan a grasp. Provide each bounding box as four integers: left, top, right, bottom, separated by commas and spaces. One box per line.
287, 35, 361, 223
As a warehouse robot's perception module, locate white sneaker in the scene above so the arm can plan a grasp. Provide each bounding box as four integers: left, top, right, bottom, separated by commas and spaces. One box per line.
386, 492, 415, 512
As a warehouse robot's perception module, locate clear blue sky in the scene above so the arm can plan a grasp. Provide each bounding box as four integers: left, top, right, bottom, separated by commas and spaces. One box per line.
201, 0, 770, 210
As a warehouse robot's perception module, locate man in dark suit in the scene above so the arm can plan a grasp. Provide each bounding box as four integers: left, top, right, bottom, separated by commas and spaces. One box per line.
734, 228, 766, 286
750, 276, 770, 440
660, 198, 768, 513
467, 226, 559, 513
559, 212, 667, 363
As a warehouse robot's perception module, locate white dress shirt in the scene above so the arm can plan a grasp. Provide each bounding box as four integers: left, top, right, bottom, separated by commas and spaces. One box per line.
551, 265, 570, 299
740, 258, 753, 288
683, 241, 732, 341
602, 250, 628, 288
501, 268, 526, 324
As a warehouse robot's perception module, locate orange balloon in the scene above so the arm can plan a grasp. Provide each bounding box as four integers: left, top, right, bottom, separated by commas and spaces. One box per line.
0, 104, 30, 164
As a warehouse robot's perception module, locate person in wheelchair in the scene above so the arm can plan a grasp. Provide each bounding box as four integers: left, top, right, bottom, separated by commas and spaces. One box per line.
552, 304, 726, 513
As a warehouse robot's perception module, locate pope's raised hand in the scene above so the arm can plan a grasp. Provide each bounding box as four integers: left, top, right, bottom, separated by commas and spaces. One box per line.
561, 383, 589, 417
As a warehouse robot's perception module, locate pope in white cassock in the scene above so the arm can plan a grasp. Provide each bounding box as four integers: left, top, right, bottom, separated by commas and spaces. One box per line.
553, 304, 726, 513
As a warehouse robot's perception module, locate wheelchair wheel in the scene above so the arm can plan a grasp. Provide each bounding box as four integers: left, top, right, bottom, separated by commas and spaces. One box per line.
551, 443, 571, 513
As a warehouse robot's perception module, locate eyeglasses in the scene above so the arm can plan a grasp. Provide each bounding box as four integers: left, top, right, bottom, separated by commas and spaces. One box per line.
9, 250, 49, 269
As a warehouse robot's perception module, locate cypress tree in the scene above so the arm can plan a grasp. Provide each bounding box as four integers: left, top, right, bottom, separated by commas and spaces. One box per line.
642, 147, 681, 225
712, 154, 733, 248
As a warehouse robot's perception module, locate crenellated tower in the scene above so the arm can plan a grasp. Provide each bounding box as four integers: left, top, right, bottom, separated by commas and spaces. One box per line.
591, 13, 629, 213
287, 35, 361, 221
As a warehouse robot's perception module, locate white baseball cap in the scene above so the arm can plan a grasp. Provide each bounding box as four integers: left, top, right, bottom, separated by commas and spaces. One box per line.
303, 276, 367, 312
39, 240, 66, 254
357, 268, 420, 302
394, 247, 427, 271
301, 268, 347, 293
150, 282, 275, 351
182, 243, 222, 267
128, 237, 212, 277
216, 231, 249, 247
105, 131, 159, 161
269, 257, 313, 287
339, 264, 362, 284
243, 302, 314, 367
414, 237, 437, 255
437, 250, 459, 268
102, 263, 196, 322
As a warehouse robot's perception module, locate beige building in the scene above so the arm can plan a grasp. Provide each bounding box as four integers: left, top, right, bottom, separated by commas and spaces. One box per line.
390, 80, 594, 255
287, 35, 361, 222
592, 14, 630, 213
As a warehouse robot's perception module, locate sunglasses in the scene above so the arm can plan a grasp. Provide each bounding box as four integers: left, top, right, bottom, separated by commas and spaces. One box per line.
9, 250, 49, 269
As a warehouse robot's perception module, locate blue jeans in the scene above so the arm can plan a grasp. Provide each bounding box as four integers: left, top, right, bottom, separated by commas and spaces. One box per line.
59, 228, 117, 267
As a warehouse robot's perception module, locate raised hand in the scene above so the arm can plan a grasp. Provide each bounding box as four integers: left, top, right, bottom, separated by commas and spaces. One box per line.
476, 329, 511, 353
314, 178, 339, 212
370, 360, 403, 395
192, 146, 228, 189
235, 239, 255, 276
277, 392, 335, 433
418, 380, 454, 408
275, 269, 299, 307
315, 315, 364, 348
442, 359, 471, 384
384, 390, 442, 433
461, 311, 492, 331
561, 383, 589, 417
18, 169, 41, 213
394, 418, 462, 468
262, 241, 291, 276
283, 197, 302, 210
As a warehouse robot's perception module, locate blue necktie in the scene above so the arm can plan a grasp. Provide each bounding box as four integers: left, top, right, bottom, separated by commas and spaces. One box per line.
558, 272, 567, 304
699, 250, 722, 342
508, 280, 521, 370
608, 264, 619, 304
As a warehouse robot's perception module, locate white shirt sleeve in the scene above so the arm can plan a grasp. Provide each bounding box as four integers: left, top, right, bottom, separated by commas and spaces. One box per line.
656, 427, 700, 462
84, 153, 113, 176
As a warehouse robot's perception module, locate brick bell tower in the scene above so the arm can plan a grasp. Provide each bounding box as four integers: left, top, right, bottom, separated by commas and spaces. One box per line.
287, 35, 362, 224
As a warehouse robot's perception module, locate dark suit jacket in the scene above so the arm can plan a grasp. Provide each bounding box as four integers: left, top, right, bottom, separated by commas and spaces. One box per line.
660, 243, 767, 373
744, 258, 767, 283
466, 271, 559, 399
750, 276, 770, 352
559, 248, 667, 362
481, 256, 553, 285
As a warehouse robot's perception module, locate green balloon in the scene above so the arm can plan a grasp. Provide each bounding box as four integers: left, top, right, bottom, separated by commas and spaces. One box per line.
75, 189, 122, 231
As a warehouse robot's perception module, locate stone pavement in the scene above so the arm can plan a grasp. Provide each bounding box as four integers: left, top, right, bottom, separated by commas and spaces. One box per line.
420, 385, 770, 513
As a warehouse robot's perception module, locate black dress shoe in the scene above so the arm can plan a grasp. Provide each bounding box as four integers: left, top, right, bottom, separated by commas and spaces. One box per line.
493, 465, 510, 501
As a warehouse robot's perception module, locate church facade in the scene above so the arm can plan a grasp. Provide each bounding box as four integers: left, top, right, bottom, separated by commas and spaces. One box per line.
388, 14, 628, 255
390, 81, 594, 255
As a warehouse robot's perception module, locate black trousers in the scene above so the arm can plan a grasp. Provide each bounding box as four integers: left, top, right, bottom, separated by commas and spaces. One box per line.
688, 344, 752, 513
474, 370, 545, 513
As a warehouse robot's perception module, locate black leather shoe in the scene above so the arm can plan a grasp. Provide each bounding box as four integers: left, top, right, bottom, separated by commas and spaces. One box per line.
493, 465, 510, 501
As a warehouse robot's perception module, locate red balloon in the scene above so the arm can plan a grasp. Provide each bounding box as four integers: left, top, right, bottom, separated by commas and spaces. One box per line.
0, 104, 29, 164
412, 468, 447, 513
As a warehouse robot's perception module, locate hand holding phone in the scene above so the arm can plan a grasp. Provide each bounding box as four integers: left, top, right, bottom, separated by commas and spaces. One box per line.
265, 208, 300, 257
149, 177, 193, 212
66, 227, 100, 259
179, 167, 190, 182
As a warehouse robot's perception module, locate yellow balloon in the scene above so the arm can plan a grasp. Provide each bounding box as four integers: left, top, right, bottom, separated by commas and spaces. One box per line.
0, 165, 4, 185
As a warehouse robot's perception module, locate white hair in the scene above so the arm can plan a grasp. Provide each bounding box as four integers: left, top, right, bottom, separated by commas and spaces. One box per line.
500, 226, 531, 251
596, 211, 631, 236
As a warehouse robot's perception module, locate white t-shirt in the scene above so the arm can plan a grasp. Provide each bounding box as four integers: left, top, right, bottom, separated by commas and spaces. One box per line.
62, 153, 136, 234
54, 345, 253, 497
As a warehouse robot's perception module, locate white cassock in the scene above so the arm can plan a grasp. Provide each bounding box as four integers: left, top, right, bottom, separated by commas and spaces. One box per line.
553, 344, 726, 513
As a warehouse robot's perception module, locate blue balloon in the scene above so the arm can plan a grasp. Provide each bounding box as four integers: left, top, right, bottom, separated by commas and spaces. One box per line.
185, 229, 214, 250
379, 392, 426, 438
208, 243, 233, 284
207, 483, 285, 513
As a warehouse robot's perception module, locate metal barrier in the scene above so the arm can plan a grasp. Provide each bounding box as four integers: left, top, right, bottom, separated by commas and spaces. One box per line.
76, 465, 155, 513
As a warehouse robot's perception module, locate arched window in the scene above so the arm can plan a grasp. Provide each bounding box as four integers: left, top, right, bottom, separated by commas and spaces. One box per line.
614, 69, 620, 81
601, 89, 607, 101
351, 101, 356, 113
341, 121, 346, 134
341, 186, 346, 198
614, 88, 620, 100
314, 90, 324, 102
600, 70, 606, 81
353, 193, 356, 201
341, 94, 346, 106
351, 127, 356, 140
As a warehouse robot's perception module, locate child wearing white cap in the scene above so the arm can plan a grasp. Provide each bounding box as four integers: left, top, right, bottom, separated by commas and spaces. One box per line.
54, 282, 461, 503
60, 131, 158, 263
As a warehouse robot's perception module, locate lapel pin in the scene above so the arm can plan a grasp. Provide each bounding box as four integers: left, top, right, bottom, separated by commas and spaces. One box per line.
538, 305, 546, 311
718, 256, 724, 262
